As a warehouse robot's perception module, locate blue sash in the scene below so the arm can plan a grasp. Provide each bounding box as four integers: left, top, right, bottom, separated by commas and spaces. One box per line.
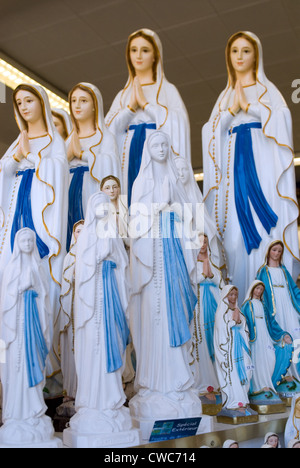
231, 122, 278, 254
201, 282, 218, 362
11, 169, 49, 258
232, 325, 251, 385
127, 123, 156, 207
24, 290, 49, 388
67, 166, 89, 251
161, 211, 197, 347
102, 260, 130, 373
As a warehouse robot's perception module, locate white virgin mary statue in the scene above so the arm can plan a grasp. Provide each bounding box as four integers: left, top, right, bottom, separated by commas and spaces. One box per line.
214, 285, 255, 419
65, 192, 139, 447
129, 130, 202, 421
202, 31, 300, 301
0, 228, 61, 448
105, 28, 191, 207
66, 82, 121, 252
0, 83, 69, 396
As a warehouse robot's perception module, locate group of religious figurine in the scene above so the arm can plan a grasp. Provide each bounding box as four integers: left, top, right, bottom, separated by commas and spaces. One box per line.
0, 27, 299, 448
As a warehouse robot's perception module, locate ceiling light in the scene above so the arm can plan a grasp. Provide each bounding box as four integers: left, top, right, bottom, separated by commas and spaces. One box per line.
0, 57, 69, 112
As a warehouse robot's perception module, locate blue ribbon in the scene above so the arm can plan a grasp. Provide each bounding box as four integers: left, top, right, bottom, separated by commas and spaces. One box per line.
232, 325, 251, 385
102, 260, 130, 373
127, 123, 156, 207
67, 166, 89, 251
161, 211, 197, 347
231, 122, 278, 254
24, 290, 49, 388
201, 282, 218, 362
11, 169, 49, 258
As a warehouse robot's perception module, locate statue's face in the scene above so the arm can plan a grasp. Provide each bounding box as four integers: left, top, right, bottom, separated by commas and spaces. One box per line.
15, 90, 43, 125
267, 435, 279, 448
129, 36, 155, 75
74, 224, 83, 241
230, 37, 255, 76
227, 288, 238, 306
18, 231, 34, 254
175, 158, 190, 185
52, 114, 67, 139
149, 133, 169, 163
252, 284, 264, 300
70, 88, 94, 123
268, 243, 283, 264
101, 179, 120, 202
198, 234, 208, 255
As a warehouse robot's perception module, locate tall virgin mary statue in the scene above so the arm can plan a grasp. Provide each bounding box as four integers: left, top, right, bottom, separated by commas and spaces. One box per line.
202, 31, 300, 300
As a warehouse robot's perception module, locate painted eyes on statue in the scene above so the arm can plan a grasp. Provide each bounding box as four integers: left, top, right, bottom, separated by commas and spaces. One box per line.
16, 98, 33, 106
71, 98, 88, 104
103, 184, 118, 191
130, 46, 152, 54
231, 48, 252, 54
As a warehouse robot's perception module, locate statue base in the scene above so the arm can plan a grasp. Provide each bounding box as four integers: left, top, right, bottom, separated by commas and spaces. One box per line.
216, 407, 259, 425
129, 388, 212, 442
249, 390, 286, 415
276, 379, 300, 407
200, 394, 222, 416
63, 406, 141, 448
63, 427, 141, 449
0, 415, 62, 448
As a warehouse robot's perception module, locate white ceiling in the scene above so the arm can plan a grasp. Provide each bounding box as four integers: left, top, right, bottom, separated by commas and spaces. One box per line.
1, 0, 300, 173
